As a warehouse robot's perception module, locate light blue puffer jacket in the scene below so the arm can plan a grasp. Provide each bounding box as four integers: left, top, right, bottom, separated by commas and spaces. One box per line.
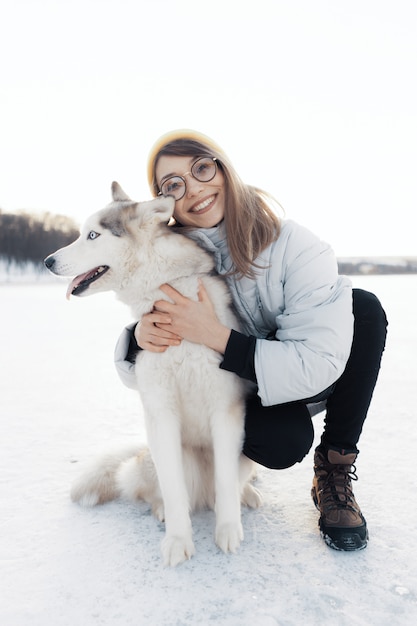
114, 220, 354, 406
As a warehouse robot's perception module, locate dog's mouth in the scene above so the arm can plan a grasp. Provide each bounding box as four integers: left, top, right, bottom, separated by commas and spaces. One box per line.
66, 266, 110, 299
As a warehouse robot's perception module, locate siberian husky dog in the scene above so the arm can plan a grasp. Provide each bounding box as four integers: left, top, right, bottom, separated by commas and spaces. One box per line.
45, 182, 261, 566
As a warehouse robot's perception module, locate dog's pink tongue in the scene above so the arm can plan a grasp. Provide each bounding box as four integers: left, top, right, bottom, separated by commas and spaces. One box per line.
66, 272, 89, 300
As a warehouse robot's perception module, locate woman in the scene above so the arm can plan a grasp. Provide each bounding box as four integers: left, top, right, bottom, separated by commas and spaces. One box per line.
115, 129, 388, 552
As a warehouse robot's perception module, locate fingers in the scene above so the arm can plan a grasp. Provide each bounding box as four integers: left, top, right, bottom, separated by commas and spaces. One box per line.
159, 283, 187, 304
135, 311, 181, 353
197, 279, 209, 303
156, 281, 208, 314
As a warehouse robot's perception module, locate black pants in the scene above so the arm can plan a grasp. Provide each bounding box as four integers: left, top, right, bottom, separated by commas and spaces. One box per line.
242, 289, 388, 469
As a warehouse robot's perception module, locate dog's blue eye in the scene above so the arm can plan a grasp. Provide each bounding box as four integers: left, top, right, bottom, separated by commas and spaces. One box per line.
87, 231, 100, 240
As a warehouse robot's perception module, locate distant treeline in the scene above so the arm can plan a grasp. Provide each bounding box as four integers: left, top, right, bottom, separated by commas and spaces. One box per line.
0, 209, 79, 270
1, 210, 416, 276
338, 259, 417, 275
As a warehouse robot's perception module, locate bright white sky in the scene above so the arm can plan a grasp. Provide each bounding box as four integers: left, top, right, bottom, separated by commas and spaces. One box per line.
1, 0, 416, 256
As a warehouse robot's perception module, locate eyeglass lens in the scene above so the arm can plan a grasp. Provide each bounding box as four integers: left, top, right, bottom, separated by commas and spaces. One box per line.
160, 157, 217, 200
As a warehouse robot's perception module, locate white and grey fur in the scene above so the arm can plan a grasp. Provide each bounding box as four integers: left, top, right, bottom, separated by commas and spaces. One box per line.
44, 182, 261, 567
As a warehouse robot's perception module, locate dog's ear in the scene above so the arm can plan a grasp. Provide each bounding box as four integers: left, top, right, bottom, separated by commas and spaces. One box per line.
111, 181, 132, 203
138, 196, 176, 225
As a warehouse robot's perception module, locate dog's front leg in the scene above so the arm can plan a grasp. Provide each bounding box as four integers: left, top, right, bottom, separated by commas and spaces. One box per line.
212, 405, 245, 554
145, 408, 195, 567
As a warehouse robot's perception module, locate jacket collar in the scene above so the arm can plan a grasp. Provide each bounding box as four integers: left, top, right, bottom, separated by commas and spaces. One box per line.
185, 222, 233, 274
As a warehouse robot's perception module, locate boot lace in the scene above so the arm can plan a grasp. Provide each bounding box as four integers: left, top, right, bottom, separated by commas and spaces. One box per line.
318, 461, 359, 513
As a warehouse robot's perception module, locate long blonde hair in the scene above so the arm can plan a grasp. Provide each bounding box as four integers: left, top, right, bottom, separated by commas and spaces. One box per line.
149, 137, 281, 278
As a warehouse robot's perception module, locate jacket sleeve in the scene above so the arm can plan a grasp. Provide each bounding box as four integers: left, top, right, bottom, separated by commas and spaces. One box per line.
114, 322, 139, 390
220, 330, 257, 382
254, 224, 354, 406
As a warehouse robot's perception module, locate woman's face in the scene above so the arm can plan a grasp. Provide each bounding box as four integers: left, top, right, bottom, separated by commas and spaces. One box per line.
155, 154, 225, 228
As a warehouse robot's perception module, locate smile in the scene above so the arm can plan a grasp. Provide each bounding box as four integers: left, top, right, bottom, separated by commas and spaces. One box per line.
190, 195, 215, 213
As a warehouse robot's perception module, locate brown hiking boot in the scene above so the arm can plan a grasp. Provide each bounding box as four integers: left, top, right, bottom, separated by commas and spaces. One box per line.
311, 445, 368, 551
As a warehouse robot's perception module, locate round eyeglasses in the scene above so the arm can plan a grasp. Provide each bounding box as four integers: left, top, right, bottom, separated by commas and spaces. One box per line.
158, 157, 218, 201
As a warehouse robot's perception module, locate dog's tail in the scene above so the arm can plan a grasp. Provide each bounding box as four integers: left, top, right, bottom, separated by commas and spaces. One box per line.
70, 444, 143, 506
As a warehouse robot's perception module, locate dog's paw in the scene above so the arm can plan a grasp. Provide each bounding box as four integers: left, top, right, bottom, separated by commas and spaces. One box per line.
161, 534, 195, 567
215, 522, 244, 554
241, 483, 263, 509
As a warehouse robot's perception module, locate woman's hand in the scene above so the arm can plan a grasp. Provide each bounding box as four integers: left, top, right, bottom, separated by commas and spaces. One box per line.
154, 281, 232, 354
134, 311, 182, 353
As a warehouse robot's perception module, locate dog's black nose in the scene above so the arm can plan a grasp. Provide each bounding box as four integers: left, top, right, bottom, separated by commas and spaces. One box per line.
44, 256, 55, 270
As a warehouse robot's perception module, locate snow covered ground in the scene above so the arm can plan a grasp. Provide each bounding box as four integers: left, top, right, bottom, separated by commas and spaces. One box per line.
1, 275, 416, 626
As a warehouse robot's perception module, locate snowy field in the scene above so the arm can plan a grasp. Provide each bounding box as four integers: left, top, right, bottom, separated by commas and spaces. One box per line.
1, 274, 416, 626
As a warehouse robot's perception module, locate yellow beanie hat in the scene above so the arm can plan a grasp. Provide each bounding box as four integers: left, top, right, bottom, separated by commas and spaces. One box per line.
147, 129, 227, 195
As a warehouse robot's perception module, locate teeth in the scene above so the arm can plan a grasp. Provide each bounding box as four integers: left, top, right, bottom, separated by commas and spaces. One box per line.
192, 197, 214, 212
